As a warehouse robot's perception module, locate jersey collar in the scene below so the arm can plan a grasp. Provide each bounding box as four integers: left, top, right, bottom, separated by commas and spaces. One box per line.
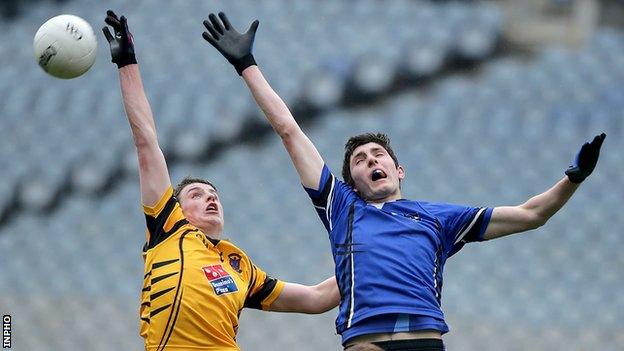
367, 198, 408, 209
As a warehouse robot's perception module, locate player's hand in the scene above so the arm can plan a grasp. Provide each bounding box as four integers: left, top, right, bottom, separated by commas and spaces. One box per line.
202, 12, 259, 75
565, 133, 606, 183
102, 10, 137, 68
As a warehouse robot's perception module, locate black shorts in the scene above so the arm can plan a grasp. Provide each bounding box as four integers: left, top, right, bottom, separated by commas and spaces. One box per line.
372, 338, 445, 351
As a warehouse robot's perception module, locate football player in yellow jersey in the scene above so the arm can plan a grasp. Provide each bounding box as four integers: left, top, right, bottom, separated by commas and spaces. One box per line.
102, 11, 340, 351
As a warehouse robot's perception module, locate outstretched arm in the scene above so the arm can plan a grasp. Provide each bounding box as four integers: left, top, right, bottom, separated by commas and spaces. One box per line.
201, 12, 324, 190
484, 133, 606, 240
484, 178, 578, 240
269, 276, 340, 314
103, 10, 171, 206
241, 66, 325, 188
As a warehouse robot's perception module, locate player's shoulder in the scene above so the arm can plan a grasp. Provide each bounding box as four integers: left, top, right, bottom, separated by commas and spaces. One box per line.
216, 239, 258, 274
217, 238, 250, 259
320, 167, 359, 199
143, 186, 177, 217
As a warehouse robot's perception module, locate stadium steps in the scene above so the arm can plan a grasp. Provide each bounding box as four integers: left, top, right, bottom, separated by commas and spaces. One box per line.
0, 0, 504, 229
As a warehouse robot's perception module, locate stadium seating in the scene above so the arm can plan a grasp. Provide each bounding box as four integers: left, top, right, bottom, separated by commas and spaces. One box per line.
0, 0, 503, 220
0, 0, 623, 350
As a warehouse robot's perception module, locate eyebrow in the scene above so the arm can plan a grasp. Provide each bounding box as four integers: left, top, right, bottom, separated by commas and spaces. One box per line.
185, 186, 218, 196
370, 147, 385, 154
352, 147, 385, 162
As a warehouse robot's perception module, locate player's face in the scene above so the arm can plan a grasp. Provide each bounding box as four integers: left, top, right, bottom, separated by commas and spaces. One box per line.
349, 142, 405, 202
179, 183, 224, 236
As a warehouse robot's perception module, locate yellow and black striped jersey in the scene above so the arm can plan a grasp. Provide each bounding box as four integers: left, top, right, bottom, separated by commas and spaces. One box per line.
140, 187, 285, 350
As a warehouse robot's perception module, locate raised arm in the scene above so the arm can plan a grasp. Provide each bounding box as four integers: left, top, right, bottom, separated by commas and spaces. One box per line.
269, 276, 340, 314
201, 12, 324, 189
484, 133, 606, 240
103, 11, 171, 206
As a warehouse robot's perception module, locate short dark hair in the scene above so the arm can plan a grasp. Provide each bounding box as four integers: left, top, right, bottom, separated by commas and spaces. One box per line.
342, 132, 399, 187
173, 176, 218, 201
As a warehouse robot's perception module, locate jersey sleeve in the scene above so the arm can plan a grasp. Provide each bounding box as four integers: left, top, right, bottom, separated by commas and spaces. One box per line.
303, 164, 357, 232
142, 186, 190, 251
243, 262, 285, 311
428, 203, 493, 257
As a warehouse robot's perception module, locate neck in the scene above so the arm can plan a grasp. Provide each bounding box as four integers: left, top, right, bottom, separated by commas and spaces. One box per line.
205, 233, 221, 240
199, 226, 223, 240
367, 189, 402, 204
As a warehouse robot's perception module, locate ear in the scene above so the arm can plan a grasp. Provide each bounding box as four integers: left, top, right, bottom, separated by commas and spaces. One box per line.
397, 165, 405, 181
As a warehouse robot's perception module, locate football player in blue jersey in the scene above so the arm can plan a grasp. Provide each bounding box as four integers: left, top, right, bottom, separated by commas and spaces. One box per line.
202, 12, 606, 351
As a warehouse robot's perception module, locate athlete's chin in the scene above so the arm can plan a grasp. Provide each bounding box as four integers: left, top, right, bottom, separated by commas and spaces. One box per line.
363, 189, 394, 202
197, 216, 224, 229
206, 217, 223, 225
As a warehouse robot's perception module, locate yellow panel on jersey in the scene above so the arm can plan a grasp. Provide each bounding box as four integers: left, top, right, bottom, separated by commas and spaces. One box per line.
140, 186, 285, 350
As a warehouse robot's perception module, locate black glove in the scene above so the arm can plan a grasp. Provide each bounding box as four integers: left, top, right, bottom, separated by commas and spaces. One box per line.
202, 12, 259, 75
102, 10, 137, 68
565, 133, 606, 183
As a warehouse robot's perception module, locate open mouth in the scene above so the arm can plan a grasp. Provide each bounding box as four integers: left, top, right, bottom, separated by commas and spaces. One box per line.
205, 203, 219, 213
371, 169, 387, 182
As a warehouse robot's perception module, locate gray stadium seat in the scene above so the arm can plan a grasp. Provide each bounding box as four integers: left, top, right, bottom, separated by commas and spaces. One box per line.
1, 1, 622, 350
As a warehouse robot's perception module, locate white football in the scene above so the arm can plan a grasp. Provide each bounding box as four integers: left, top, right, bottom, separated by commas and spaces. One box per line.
34, 14, 97, 79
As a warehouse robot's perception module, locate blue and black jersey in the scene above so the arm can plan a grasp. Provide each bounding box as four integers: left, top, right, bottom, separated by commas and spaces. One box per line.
305, 165, 492, 344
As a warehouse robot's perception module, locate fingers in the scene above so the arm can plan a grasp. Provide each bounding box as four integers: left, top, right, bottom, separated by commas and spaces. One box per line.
585, 133, 606, 156
209, 13, 224, 35
218, 12, 231, 30
105, 15, 120, 27
593, 133, 606, 148
246, 20, 259, 35
202, 31, 218, 47
203, 20, 220, 41
105, 11, 121, 34
102, 26, 114, 43
120, 16, 130, 36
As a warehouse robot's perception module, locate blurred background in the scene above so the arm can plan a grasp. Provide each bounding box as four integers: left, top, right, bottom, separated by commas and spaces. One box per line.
1, 0, 623, 350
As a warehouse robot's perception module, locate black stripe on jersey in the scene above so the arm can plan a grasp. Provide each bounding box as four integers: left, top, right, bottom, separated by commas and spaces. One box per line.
335, 204, 363, 256
247, 265, 257, 298
159, 288, 184, 351
144, 258, 180, 279
244, 276, 279, 310
153, 258, 180, 269
150, 304, 172, 318
145, 195, 177, 248
151, 272, 179, 285
141, 317, 150, 324
151, 287, 175, 300
156, 230, 190, 350
142, 286, 151, 292
144, 195, 189, 250
346, 202, 355, 253
344, 202, 355, 326
434, 247, 443, 305
459, 208, 488, 243
311, 173, 334, 208
334, 243, 365, 256
141, 302, 151, 307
